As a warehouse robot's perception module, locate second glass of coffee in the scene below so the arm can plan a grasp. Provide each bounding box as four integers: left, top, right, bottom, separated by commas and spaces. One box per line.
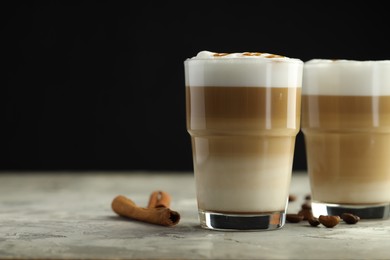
185, 51, 303, 230
302, 59, 390, 219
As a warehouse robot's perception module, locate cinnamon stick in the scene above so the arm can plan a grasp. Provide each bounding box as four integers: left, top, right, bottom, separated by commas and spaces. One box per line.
111, 194, 180, 226
147, 190, 171, 208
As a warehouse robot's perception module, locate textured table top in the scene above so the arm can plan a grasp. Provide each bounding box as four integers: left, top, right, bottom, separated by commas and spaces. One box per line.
0, 171, 389, 260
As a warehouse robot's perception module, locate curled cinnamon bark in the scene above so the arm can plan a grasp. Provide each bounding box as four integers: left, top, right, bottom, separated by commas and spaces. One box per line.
111, 194, 180, 227
147, 190, 171, 208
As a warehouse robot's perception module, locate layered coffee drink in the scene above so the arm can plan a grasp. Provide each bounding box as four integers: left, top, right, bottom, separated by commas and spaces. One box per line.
302, 59, 390, 218
185, 51, 303, 230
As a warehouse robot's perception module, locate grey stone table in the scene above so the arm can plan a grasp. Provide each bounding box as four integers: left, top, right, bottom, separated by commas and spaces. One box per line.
0, 171, 389, 260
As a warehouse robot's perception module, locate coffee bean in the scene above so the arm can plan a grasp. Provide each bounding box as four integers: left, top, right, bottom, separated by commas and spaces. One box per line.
286, 213, 304, 223
288, 194, 297, 202
298, 209, 313, 220
308, 217, 320, 227
341, 213, 360, 224
319, 215, 340, 228
301, 201, 312, 210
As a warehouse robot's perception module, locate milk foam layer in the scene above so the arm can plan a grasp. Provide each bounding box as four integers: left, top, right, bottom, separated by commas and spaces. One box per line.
185, 51, 303, 88
303, 59, 390, 96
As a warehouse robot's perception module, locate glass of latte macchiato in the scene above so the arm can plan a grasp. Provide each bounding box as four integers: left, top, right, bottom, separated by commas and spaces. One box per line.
302, 59, 390, 219
185, 51, 303, 230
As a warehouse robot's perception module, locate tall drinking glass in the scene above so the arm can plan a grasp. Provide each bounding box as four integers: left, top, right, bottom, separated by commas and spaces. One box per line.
185, 51, 303, 230
302, 59, 390, 219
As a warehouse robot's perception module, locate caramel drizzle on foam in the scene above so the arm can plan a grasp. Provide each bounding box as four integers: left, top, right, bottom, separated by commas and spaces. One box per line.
213, 53, 229, 57
212, 52, 284, 58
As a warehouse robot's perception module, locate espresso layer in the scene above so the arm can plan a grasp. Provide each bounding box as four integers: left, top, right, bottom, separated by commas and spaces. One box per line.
302, 95, 390, 204
187, 86, 301, 135
302, 95, 390, 130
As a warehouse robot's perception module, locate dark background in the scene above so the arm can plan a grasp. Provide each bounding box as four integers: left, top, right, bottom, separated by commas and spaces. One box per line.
2, 1, 389, 172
